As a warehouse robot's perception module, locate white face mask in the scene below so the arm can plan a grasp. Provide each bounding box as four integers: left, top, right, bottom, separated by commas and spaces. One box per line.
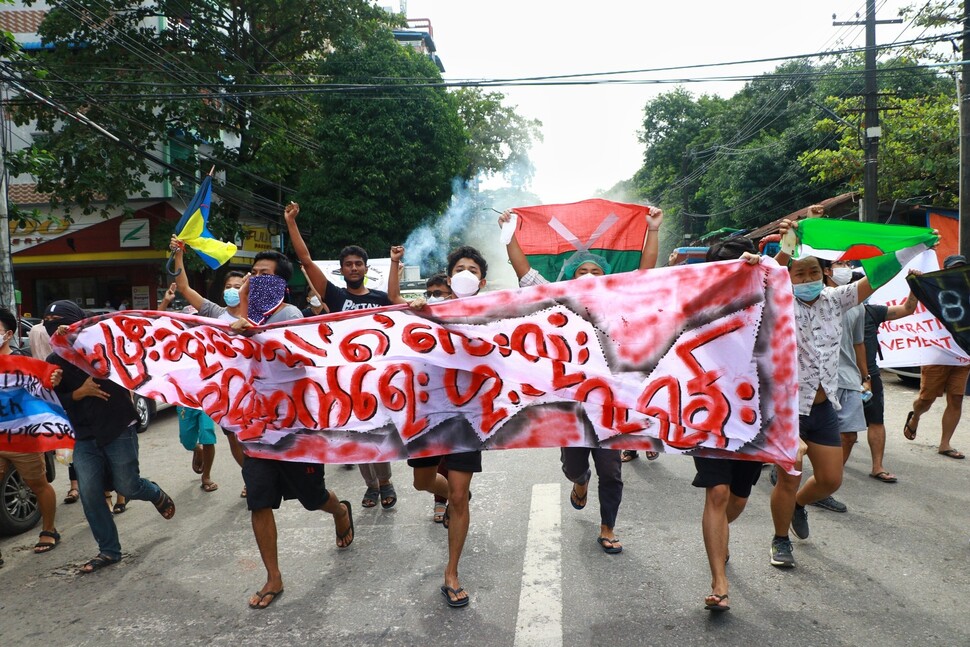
426, 295, 447, 304
575, 272, 597, 280
831, 267, 853, 286
309, 296, 322, 308
450, 270, 481, 298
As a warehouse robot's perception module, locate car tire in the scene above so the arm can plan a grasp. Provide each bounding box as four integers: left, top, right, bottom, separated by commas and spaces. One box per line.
134, 395, 155, 433
0, 467, 41, 536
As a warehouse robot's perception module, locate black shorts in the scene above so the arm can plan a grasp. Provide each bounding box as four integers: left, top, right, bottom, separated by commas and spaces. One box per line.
800, 400, 841, 447
691, 457, 762, 498
407, 450, 482, 473
863, 372, 885, 425
242, 457, 330, 511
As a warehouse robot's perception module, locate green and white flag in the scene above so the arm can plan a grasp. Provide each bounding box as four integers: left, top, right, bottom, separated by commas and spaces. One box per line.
790, 219, 938, 289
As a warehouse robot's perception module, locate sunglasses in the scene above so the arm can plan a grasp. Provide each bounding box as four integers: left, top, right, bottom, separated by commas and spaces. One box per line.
425, 289, 452, 298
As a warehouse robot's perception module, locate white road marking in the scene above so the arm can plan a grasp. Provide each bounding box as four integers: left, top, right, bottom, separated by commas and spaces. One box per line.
513, 482, 563, 647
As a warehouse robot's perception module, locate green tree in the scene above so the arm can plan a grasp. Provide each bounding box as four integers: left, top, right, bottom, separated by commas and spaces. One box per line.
800, 93, 959, 207
631, 56, 955, 253
11, 0, 391, 224
296, 34, 467, 257
452, 87, 543, 184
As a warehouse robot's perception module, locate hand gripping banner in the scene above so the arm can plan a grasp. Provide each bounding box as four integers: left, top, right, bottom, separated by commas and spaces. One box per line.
51, 259, 800, 471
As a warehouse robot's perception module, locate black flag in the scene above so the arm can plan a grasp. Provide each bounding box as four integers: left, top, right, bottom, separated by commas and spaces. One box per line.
906, 265, 970, 355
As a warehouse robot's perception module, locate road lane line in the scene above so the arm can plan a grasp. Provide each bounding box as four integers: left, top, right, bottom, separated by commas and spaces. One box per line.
513, 482, 562, 647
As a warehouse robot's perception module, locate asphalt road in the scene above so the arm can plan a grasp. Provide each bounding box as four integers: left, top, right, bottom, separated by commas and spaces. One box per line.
2, 376, 969, 647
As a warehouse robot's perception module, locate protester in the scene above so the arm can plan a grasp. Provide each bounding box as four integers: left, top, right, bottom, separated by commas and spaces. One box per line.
28, 322, 81, 506
769, 217, 910, 568
166, 248, 250, 494
498, 206, 663, 558
45, 300, 175, 573
689, 239, 767, 612
800, 259, 868, 514
234, 214, 354, 610
861, 283, 919, 482
301, 282, 329, 318
0, 307, 63, 556
417, 273, 454, 523
903, 254, 970, 459
284, 202, 398, 510
391, 244, 490, 607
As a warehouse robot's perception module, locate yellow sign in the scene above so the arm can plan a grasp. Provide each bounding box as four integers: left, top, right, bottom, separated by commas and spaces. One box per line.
242, 227, 271, 252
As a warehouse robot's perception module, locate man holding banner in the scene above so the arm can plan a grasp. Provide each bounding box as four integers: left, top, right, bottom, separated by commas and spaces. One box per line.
771, 215, 938, 567
498, 204, 663, 558
45, 300, 176, 574
0, 307, 65, 558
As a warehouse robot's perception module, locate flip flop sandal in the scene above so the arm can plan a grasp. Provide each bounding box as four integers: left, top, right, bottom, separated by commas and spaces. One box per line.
597, 536, 623, 554
34, 530, 60, 554
80, 554, 119, 574
336, 500, 354, 548
249, 588, 284, 609
113, 502, 127, 514
939, 448, 966, 459
201, 481, 219, 492
440, 585, 470, 608
361, 487, 379, 508
433, 502, 447, 523
704, 593, 731, 612
569, 483, 588, 510
63, 488, 79, 504
152, 483, 176, 519
869, 471, 898, 483
903, 411, 917, 440
379, 483, 397, 509
646, 451, 660, 461
620, 450, 638, 462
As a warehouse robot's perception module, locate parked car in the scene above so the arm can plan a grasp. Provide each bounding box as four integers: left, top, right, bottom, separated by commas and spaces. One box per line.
133, 394, 174, 432
0, 452, 56, 536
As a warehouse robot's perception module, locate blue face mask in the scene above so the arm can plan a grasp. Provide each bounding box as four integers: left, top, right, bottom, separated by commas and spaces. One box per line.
793, 279, 824, 302
223, 287, 241, 307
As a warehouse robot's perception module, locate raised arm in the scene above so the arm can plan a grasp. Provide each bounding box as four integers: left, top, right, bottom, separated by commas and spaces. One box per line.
886, 283, 919, 321
498, 210, 531, 280
774, 219, 795, 268
387, 245, 408, 305
638, 207, 664, 270
158, 282, 177, 311
283, 202, 329, 296
169, 236, 206, 311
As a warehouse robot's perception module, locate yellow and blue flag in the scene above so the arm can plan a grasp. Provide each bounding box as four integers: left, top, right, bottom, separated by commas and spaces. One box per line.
172, 175, 237, 269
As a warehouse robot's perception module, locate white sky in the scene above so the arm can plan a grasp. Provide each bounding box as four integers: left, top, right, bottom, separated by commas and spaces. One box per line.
405, 0, 922, 203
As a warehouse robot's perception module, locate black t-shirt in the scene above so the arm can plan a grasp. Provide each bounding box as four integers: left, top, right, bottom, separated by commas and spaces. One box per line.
323, 282, 391, 312
47, 352, 138, 445
863, 304, 889, 377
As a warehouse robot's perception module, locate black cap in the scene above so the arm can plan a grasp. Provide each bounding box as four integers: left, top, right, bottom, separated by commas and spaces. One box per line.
943, 254, 967, 270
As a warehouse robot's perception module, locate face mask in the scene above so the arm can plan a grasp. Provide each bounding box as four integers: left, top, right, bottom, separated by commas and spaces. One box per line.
426, 295, 447, 304
450, 270, 481, 298
309, 296, 322, 308
831, 267, 853, 286
574, 272, 597, 280
793, 279, 824, 302
248, 274, 287, 323
223, 287, 241, 307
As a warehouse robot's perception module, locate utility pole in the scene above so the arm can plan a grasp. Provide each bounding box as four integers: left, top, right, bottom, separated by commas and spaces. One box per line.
834, 1, 901, 222
0, 91, 15, 313
961, 1, 970, 256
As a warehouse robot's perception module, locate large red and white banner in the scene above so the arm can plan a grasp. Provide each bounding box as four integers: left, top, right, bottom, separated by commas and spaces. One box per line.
51, 259, 800, 470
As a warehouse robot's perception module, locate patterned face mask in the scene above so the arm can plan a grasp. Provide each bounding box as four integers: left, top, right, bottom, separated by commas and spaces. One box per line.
248, 274, 287, 324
